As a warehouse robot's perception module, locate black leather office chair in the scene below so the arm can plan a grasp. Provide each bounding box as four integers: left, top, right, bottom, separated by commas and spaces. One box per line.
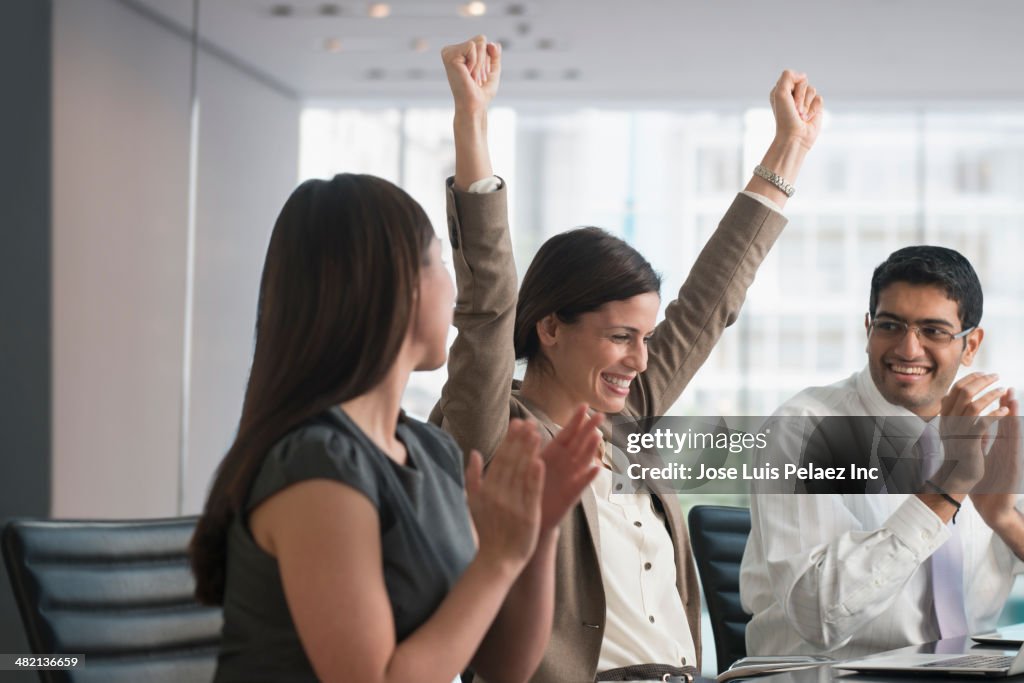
687, 505, 752, 674
2, 517, 222, 683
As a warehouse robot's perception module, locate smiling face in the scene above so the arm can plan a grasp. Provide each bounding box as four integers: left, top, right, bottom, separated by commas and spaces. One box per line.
536, 292, 660, 416
866, 282, 983, 417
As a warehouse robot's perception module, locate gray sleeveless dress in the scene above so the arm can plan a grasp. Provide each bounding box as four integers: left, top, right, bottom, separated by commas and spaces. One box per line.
215, 407, 476, 682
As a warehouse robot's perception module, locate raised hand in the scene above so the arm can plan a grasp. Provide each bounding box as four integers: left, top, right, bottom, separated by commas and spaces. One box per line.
442, 35, 500, 190
465, 419, 544, 574
441, 35, 502, 116
747, 70, 823, 207
932, 372, 1011, 494
536, 406, 603, 533
770, 70, 824, 151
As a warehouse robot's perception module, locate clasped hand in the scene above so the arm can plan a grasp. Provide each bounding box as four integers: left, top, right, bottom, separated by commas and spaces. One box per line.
933, 373, 1021, 525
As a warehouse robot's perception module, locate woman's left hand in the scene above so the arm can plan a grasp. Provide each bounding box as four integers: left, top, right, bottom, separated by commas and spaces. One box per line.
536, 406, 603, 533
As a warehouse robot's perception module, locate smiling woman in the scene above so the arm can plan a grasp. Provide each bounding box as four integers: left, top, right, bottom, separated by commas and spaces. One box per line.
524, 291, 661, 412
428, 35, 824, 683
514, 226, 662, 413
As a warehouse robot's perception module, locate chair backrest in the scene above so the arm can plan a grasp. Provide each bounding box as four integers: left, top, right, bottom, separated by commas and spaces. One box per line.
687, 505, 751, 674
2, 517, 222, 683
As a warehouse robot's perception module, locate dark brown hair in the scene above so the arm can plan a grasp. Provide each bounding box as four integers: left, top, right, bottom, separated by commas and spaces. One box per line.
514, 227, 661, 365
190, 174, 433, 605
870, 245, 983, 330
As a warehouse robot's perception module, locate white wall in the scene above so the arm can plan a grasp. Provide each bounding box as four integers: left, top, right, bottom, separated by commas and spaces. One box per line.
51, 0, 300, 517
184, 52, 301, 514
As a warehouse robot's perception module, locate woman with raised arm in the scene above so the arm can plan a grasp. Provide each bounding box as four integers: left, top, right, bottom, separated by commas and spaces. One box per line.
190, 173, 603, 683
431, 36, 824, 683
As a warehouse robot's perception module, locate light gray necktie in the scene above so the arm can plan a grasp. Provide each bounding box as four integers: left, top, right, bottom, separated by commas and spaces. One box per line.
919, 421, 968, 638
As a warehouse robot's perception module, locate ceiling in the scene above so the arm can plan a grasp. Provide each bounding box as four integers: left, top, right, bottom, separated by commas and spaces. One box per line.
130, 0, 1024, 105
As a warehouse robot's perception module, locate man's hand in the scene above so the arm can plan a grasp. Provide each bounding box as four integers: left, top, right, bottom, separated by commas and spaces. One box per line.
970, 388, 1022, 528
933, 372, 1011, 495
441, 35, 501, 117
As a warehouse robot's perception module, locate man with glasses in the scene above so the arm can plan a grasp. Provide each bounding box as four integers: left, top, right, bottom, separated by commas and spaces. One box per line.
739, 245, 1023, 659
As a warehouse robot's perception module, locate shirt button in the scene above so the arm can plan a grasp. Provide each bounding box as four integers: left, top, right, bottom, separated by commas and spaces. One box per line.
644, 562, 652, 570
615, 483, 623, 491
634, 521, 643, 528
921, 530, 930, 540
649, 615, 656, 623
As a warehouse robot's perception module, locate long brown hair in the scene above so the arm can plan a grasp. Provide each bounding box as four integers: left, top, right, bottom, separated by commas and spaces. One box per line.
190, 174, 434, 604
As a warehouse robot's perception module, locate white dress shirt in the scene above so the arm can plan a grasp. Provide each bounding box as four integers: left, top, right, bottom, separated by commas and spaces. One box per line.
593, 446, 697, 670
740, 367, 1024, 658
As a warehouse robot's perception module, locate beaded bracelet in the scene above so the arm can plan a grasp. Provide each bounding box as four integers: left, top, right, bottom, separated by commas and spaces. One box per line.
924, 479, 961, 524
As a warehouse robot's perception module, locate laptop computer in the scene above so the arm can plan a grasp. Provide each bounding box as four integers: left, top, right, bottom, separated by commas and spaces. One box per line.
834, 646, 1024, 676
972, 627, 1024, 646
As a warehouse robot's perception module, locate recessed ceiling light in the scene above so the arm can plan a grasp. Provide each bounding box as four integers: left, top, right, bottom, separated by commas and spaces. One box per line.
507, 3, 525, 15
270, 4, 292, 17
497, 37, 510, 50
323, 38, 342, 53
459, 1, 486, 17
516, 21, 531, 36
411, 37, 430, 53
537, 38, 554, 50
319, 3, 340, 15
523, 68, 540, 80
366, 68, 385, 80
368, 3, 391, 18
564, 68, 581, 80
407, 68, 425, 80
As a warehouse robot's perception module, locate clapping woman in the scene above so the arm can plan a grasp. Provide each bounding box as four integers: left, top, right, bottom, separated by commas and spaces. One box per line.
191, 173, 602, 682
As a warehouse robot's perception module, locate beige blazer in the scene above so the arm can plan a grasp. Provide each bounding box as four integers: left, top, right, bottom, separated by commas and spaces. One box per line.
430, 181, 787, 683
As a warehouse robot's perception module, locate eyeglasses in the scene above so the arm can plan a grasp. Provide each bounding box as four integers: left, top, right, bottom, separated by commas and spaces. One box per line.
867, 318, 976, 347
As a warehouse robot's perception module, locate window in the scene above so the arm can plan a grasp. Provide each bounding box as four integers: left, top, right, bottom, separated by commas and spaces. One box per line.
301, 106, 1024, 421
